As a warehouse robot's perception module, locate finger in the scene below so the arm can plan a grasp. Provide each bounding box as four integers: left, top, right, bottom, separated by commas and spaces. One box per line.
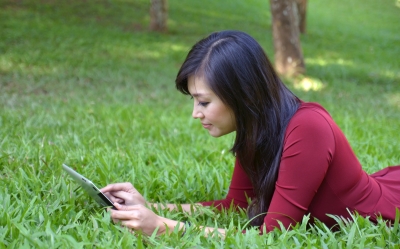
100, 182, 134, 193
109, 196, 125, 204
103, 192, 125, 204
115, 198, 124, 204
111, 210, 137, 221
105, 192, 124, 202
111, 207, 141, 220
114, 202, 141, 211
119, 220, 139, 230
110, 191, 136, 201
103, 192, 114, 200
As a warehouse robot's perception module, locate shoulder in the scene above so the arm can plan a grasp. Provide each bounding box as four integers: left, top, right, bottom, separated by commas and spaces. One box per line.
289, 102, 334, 128
285, 102, 336, 143
282, 101, 337, 163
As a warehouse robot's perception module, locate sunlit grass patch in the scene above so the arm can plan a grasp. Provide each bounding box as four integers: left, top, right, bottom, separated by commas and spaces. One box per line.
386, 93, 400, 109
292, 76, 325, 92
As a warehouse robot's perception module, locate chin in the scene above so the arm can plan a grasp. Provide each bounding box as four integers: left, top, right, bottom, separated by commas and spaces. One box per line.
209, 130, 231, 138
208, 131, 221, 137
210, 134, 222, 138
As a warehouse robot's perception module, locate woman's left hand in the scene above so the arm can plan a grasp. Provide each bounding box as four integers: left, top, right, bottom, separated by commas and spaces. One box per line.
110, 203, 166, 236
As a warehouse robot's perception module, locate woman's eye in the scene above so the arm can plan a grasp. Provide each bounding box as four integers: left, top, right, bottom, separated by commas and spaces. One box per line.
198, 102, 209, 107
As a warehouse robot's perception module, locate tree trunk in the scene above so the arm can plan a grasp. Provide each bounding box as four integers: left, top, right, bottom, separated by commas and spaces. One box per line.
149, 0, 168, 32
270, 0, 305, 76
295, 0, 307, 34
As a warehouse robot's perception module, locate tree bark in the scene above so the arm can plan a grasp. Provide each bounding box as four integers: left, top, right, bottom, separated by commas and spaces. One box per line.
295, 0, 307, 34
149, 0, 168, 32
270, 0, 305, 76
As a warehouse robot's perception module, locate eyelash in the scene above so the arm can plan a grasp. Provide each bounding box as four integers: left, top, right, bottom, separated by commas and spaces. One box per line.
190, 96, 209, 107
198, 102, 209, 107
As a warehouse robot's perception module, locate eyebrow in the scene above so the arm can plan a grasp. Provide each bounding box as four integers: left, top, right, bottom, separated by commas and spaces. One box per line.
191, 93, 209, 97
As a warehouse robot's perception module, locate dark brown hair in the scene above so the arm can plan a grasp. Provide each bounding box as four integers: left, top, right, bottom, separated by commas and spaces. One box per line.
176, 30, 300, 226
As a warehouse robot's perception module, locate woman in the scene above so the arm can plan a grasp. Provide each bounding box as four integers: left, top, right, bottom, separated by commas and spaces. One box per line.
101, 30, 400, 236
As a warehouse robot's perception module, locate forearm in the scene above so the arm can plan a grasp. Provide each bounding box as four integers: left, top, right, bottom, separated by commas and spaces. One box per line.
157, 216, 226, 238
149, 201, 239, 213
149, 203, 198, 213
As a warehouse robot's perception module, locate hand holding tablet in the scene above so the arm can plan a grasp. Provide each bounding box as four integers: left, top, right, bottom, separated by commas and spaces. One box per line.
100, 182, 147, 206
62, 164, 116, 209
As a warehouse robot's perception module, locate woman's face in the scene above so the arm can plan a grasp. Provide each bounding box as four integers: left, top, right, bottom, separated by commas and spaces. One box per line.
188, 76, 236, 137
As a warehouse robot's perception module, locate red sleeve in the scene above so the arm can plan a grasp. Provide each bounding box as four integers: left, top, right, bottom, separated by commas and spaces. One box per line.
200, 158, 255, 210
261, 108, 335, 232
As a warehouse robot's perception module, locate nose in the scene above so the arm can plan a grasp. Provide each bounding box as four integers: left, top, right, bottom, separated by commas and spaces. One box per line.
192, 105, 204, 119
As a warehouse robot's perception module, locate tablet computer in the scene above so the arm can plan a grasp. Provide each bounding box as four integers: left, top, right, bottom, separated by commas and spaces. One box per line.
62, 164, 116, 209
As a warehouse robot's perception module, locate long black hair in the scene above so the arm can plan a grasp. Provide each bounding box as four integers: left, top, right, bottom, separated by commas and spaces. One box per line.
175, 30, 300, 226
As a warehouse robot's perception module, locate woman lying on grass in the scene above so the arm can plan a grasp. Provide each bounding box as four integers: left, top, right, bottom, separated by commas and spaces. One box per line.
101, 30, 400, 237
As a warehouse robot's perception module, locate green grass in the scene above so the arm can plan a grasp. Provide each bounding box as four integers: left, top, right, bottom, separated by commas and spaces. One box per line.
1, 0, 400, 247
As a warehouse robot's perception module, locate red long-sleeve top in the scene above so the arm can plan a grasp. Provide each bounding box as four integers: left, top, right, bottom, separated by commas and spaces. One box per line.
201, 102, 400, 232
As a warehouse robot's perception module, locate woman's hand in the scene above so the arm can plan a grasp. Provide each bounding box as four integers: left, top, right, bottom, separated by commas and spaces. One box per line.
110, 203, 168, 236
100, 182, 146, 206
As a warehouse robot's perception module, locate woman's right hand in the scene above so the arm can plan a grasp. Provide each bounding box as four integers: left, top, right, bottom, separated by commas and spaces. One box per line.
100, 182, 146, 206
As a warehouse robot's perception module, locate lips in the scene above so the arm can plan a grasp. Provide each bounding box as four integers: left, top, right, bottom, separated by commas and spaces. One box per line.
201, 123, 212, 129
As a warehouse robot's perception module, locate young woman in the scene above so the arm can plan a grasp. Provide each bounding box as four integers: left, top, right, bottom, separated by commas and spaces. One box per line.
101, 30, 400, 236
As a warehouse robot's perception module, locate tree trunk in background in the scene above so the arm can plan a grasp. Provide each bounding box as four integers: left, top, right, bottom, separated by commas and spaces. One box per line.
150, 0, 168, 32
270, 0, 305, 76
296, 0, 307, 34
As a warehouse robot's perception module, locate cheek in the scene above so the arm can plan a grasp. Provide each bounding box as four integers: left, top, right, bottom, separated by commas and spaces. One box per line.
224, 111, 236, 129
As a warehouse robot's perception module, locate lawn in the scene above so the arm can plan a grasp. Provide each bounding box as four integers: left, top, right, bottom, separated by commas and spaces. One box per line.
0, 0, 400, 248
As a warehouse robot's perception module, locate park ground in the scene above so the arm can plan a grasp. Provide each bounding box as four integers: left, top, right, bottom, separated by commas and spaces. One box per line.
0, 0, 400, 248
